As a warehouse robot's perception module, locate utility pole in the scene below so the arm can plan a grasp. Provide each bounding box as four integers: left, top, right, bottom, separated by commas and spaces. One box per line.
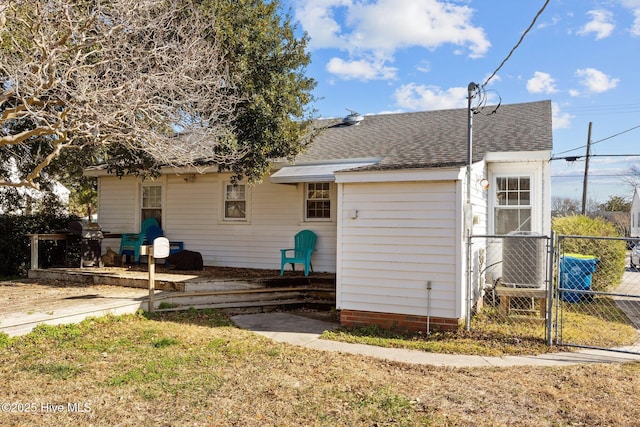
464, 82, 477, 332
581, 121, 592, 215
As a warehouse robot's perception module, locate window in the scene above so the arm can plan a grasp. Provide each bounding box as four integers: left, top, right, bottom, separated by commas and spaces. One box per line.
224, 183, 246, 220
494, 176, 531, 235
305, 182, 332, 220
142, 185, 162, 227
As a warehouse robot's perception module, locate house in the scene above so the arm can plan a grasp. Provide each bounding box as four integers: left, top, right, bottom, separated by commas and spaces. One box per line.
0, 161, 70, 214
86, 100, 553, 331
632, 188, 640, 238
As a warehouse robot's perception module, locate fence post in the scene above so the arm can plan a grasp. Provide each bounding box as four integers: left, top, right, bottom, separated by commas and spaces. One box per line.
465, 231, 472, 331
546, 231, 555, 345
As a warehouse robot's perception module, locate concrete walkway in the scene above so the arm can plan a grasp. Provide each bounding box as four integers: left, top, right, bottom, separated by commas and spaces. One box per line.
231, 312, 640, 368
3, 280, 640, 367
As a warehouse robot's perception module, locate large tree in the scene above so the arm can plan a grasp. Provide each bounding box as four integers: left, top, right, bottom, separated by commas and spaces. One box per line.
0, 0, 243, 191
204, 0, 317, 182
1, 0, 317, 194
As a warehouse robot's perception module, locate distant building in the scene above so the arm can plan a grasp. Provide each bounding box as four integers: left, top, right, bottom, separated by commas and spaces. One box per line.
632, 188, 640, 238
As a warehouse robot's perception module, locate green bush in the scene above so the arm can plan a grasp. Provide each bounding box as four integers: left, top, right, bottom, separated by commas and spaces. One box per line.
552, 215, 626, 291
0, 213, 78, 277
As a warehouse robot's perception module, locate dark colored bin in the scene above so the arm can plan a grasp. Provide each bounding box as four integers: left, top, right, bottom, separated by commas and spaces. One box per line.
559, 254, 598, 303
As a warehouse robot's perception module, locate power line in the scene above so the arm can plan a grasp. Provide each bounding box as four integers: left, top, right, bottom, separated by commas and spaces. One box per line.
552, 175, 634, 179
553, 123, 640, 156
592, 125, 640, 145
481, 0, 550, 88
562, 103, 640, 115
550, 153, 640, 161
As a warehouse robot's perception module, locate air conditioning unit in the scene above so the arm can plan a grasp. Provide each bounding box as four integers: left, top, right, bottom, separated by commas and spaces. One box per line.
501, 232, 547, 288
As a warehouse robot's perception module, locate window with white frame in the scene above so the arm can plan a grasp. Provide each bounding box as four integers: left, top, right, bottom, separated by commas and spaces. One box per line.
305, 182, 332, 221
224, 183, 247, 220
494, 176, 531, 235
142, 185, 162, 227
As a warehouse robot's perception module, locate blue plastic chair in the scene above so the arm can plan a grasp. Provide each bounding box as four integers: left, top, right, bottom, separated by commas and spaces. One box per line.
280, 230, 317, 276
119, 218, 162, 263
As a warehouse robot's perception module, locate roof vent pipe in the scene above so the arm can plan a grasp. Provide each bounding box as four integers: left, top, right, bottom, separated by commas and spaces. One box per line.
342, 108, 363, 125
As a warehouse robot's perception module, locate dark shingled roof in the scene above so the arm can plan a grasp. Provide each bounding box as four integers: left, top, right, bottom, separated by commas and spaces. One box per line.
294, 100, 552, 170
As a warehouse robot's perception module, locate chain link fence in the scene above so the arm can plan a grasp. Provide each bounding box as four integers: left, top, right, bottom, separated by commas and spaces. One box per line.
555, 235, 640, 353
468, 234, 640, 354
468, 234, 553, 346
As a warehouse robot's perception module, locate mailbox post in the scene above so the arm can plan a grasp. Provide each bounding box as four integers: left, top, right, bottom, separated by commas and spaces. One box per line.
141, 237, 170, 312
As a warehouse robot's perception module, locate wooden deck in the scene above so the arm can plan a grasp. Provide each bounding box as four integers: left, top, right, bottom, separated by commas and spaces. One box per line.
27, 266, 336, 311
0, 267, 336, 336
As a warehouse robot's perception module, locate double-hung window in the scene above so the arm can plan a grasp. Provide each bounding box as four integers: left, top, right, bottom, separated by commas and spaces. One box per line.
142, 185, 162, 227
494, 176, 531, 235
305, 182, 332, 221
224, 183, 247, 220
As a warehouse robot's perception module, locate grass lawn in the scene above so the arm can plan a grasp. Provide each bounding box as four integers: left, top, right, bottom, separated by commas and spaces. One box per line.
1, 309, 640, 426
322, 296, 639, 357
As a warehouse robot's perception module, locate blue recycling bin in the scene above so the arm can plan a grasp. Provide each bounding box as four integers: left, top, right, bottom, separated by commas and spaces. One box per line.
559, 254, 598, 303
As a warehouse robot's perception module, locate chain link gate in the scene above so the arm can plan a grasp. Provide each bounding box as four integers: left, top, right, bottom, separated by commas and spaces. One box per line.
469, 234, 640, 354
468, 234, 553, 346
554, 235, 640, 354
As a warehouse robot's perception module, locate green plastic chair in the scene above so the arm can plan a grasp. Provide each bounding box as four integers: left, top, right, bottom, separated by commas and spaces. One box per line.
119, 218, 162, 263
280, 230, 317, 276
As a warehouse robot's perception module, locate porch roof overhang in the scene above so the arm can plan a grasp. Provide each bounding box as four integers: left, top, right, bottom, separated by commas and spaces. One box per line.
269, 160, 379, 184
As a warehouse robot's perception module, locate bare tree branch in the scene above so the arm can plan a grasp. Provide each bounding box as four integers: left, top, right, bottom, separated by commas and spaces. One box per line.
0, 0, 243, 188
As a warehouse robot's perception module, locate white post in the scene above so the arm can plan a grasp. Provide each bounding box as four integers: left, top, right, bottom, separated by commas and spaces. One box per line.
148, 247, 155, 312
30, 235, 39, 270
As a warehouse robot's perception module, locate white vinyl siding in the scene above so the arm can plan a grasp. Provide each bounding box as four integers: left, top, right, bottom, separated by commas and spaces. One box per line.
338, 181, 459, 319
488, 161, 548, 235
154, 174, 337, 272
96, 176, 139, 252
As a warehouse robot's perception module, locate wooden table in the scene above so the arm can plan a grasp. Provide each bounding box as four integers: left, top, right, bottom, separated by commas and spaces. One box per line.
496, 285, 548, 319
26, 233, 68, 270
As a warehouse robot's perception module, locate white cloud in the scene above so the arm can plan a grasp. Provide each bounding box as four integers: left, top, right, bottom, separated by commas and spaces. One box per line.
347, 0, 490, 57
632, 9, 640, 36
578, 9, 615, 40
551, 103, 573, 130
326, 57, 397, 80
618, 1, 640, 35
619, 0, 640, 7
416, 60, 431, 73
575, 68, 619, 93
294, 0, 490, 80
393, 83, 469, 110
294, 0, 351, 49
527, 71, 558, 94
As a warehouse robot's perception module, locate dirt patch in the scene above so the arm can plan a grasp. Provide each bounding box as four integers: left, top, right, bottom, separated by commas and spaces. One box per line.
0, 279, 147, 322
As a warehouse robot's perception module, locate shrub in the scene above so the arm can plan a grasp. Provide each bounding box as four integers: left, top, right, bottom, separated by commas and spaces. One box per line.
0, 213, 78, 277
552, 215, 626, 291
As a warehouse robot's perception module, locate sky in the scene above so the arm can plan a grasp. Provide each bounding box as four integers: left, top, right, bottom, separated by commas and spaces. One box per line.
283, 0, 640, 204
